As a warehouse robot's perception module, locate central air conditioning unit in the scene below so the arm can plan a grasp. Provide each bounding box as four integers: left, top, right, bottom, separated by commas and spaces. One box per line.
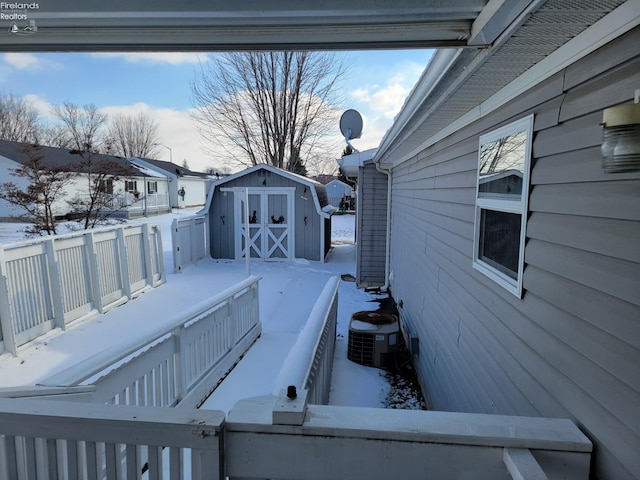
347, 310, 400, 368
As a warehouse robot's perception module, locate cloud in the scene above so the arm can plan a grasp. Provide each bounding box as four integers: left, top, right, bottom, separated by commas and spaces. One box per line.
345, 58, 428, 148
100, 102, 215, 171
90, 52, 205, 65
3, 53, 42, 70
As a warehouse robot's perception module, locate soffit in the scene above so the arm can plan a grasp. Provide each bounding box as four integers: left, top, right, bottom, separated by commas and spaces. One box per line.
375, 0, 630, 165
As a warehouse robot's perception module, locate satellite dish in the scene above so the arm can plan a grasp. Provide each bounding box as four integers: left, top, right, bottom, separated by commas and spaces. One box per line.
340, 109, 363, 141
340, 109, 363, 154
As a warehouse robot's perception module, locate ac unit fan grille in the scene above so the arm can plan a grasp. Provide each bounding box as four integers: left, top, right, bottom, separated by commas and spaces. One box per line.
348, 331, 375, 366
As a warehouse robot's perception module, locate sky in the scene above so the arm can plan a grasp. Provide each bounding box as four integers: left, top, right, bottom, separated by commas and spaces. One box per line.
0, 49, 432, 174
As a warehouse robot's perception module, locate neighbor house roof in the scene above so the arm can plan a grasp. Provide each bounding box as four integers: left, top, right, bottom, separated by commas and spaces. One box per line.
375, 0, 634, 167
131, 157, 209, 178
0, 140, 153, 177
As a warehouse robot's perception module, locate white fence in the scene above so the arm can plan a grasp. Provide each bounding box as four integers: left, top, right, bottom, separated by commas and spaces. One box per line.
0, 398, 224, 480
74, 193, 170, 218
0, 224, 165, 356
42, 276, 261, 410
171, 213, 208, 273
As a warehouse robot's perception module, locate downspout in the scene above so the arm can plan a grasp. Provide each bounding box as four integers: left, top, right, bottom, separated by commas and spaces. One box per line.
375, 161, 392, 293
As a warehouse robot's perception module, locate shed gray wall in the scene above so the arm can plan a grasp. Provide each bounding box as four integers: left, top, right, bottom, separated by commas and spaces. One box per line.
388, 27, 640, 480
356, 162, 388, 287
208, 169, 324, 261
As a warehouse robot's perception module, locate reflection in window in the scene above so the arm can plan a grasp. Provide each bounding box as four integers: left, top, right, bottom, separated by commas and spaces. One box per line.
473, 115, 533, 297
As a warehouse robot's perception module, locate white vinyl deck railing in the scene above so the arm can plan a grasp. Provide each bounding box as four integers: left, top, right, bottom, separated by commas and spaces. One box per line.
0, 273, 592, 480
0, 397, 224, 480
41, 276, 261, 410
272, 276, 339, 407
0, 223, 165, 356
171, 213, 208, 273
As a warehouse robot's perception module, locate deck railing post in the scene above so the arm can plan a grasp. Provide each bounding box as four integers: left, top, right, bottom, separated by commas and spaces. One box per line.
227, 296, 236, 348
44, 238, 66, 330
154, 224, 166, 283
142, 224, 154, 288
84, 231, 103, 314
171, 218, 182, 273
116, 227, 132, 300
173, 326, 188, 402
0, 246, 17, 356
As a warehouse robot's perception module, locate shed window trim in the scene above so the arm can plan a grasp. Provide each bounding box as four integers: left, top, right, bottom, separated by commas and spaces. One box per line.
473, 114, 533, 298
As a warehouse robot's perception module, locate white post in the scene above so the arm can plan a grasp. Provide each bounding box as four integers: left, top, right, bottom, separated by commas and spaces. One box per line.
44, 238, 66, 330
84, 231, 104, 314
173, 326, 187, 402
244, 187, 251, 277
142, 224, 154, 287
190, 216, 197, 265
0, 246, 18, 356
116, 228, 132, 300
171, 218, 182, 273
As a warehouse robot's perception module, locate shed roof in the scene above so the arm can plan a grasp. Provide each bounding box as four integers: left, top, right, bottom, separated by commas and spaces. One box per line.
213, 164, 335, 217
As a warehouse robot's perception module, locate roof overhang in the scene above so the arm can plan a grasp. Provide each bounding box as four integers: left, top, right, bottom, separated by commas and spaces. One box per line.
375, 0, 639, 168
0, 0, 491, 51
337, 148, 378, 178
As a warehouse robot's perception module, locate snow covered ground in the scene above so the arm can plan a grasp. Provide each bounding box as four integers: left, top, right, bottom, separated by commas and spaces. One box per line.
0, 210, 422, 411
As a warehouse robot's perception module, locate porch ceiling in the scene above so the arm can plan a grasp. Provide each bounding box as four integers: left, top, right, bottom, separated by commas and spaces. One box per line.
1, 0, 490, 51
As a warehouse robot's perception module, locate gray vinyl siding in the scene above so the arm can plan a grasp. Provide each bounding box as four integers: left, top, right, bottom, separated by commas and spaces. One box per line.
208, 168, 326, 261
389, 27, 640, 480
356, 162, 388, 287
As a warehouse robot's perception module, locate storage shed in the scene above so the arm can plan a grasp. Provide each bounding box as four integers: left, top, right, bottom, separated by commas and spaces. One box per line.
205, 164, 335, 261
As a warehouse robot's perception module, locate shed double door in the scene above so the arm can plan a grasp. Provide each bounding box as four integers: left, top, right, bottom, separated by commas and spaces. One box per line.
235, 189, 294, 260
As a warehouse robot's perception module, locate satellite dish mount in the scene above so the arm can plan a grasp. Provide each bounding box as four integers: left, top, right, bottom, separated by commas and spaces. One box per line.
339, 109, 363, 153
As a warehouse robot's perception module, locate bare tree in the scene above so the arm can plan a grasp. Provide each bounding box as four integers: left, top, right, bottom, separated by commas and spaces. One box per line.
0, 144, 74, 235
51, 102, 108, 153
191, 51, 346, 172
107, 112, 160, 158
35, 124, 75, 149
0, 93, 41, 143
51, 102, 134, 229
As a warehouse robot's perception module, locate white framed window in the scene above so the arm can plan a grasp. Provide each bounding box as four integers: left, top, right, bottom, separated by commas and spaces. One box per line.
147, 181, 158, 194
124, 180, 137, 192
473, 114, 534, 297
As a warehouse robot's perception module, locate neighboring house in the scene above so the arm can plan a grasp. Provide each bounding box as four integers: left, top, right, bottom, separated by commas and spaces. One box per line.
324, 179, 354, 209
204, 164, 335, 261
0, 140, 170, 221
361, 6, 639, 480
130, 157, 209, 209
0, 153, 30, 220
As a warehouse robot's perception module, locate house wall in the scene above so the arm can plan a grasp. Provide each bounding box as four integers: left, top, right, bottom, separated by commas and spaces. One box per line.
176, 178, 207, 208
208, 169, 324, 261
356, 162, 388, 287
388, 28, 640, 480
0, 156, 30, 220
325, 180, 353, 207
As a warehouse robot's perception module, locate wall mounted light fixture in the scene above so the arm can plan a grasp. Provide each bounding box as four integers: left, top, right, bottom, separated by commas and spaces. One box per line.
601, 89, 640, 173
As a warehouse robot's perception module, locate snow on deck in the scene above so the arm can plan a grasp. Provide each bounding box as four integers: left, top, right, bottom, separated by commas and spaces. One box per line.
0, 213, 392, 411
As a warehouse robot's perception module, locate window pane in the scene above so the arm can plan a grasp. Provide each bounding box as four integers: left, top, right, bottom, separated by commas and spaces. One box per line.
479, 130, 527, 200
478, 209, 521, 280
